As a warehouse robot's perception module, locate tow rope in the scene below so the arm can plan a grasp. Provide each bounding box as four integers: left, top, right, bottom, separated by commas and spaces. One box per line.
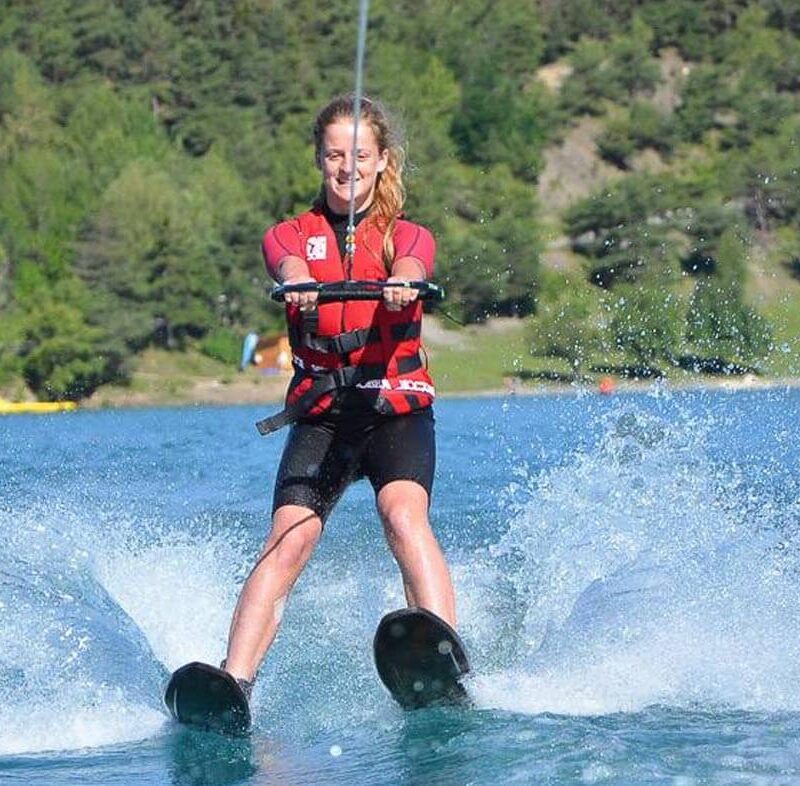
345, 0, 370, 263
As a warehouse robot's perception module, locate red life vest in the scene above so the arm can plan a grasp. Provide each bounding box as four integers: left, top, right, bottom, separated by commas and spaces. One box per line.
256, 207, 435, 434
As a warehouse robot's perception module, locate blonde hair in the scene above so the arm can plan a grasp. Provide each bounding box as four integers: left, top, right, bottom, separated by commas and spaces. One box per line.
313, 95, 406, 271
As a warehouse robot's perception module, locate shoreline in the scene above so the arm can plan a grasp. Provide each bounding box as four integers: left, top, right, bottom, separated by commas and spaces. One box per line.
4, 312, 798, 411
62, 371, 800, 412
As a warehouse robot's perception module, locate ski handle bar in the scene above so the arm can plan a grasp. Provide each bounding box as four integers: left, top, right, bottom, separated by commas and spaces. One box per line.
270, 280, 445, 303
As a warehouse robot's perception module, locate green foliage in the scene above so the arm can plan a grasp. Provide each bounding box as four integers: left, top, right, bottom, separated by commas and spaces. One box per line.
597, 102, 675, 167
20, 299, 120, 400
536, 0, 643, 58
685, 228, 772, 365
773, 226, 800, 280
560, 20, 660, 115
0, 49, 59, 155
76, 157, 226, 349
0, 316, 23, 386
452, 63, 556, 181
422, 0, 555, 179
731, 116, 800, 229
596, 120, 636, 169
608, 18, 661, 97
639, 1, 708, 58
200, 328, 244, 366
369, 47, 460, 166
560, 38, 621, 115
527, 273, 604, 371
681, 205, 741, 274
382, 0, 546, 83
566, 175, 680, 288
430, 164, 541, 322
0, 0, 798, 399
609, 279, 683, 367
0, 240, 9, 311
674, 64, 732, 144
723, 6, 800, 90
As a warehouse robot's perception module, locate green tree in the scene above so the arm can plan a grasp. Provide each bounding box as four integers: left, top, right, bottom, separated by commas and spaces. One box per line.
731, 117, 800, 229
452, 61, 555, 181
76, 158, 225, 349
674, 65, 732, 144
609, 279, 683, 369
680, 205, 740, 274
639, 0, 708, 59
566, 175, 678, 288
723, 6, 800, 90
560, 19, 660, 115
19, 288, 123, 400
536, 0, 642, 58
597, 101, 675, 167
0, 48, 60, 157
560, 37, 621, 115
685, 228, 772, 365
607, 17, 660, 98
527, 275, 604, 373
430, 164, 541, 322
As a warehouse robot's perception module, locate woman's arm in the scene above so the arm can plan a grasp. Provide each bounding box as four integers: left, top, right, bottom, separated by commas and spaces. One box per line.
384, 223, 435, 311
263, 225, 317, 310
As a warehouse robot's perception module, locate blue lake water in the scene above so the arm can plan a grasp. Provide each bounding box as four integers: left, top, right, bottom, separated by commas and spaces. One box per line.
1, 387, 800, 785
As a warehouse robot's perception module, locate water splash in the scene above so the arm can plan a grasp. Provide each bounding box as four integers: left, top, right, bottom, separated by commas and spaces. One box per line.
3, 393, 799, 761
468, 397, 800, 715
93, 523, 248, 672
0, 504, 167, 754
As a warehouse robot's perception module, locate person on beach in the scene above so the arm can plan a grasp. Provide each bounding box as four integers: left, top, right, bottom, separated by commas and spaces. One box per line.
221, 95, 457, 696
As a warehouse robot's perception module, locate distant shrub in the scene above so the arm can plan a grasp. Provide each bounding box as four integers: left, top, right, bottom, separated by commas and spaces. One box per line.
199, 328, 242, 366
597, 117, 636, 168
527, 275, 605, 372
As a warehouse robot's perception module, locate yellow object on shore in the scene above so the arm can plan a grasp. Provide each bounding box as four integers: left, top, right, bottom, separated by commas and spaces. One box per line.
0, 399, 77, 414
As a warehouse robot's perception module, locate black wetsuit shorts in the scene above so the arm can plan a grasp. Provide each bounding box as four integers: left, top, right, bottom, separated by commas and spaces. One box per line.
272, 406, 435, 523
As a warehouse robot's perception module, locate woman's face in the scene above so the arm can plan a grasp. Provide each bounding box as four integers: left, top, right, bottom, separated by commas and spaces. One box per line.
317, 118, 388, 214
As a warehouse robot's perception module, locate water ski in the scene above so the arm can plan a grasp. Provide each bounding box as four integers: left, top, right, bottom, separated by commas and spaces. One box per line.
374, 607, 471, 709
164, 662, 251, 735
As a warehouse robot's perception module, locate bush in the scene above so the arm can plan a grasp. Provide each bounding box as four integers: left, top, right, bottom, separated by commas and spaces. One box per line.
199, 328, 243, 366
685, 228, 773, 365
598, 102, 675, 168
527, 274, 605, 372
21, 301, 119, 400
609, 279, 684, 367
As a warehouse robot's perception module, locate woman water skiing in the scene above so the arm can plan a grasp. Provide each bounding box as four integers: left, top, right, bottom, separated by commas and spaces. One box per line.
221, 95, 459, 696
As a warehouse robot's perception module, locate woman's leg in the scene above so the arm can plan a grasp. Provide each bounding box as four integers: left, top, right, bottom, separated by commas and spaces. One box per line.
223, 416, 352, 683
376, 480, 456, 627
223, 505, 322, 682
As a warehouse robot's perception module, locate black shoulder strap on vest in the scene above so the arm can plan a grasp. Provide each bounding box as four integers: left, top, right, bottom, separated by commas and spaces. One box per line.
289, 320, 421, 356
289, 325, 380, 355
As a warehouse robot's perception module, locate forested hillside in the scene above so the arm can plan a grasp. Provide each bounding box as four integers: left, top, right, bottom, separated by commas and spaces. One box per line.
1, 0, 799, 400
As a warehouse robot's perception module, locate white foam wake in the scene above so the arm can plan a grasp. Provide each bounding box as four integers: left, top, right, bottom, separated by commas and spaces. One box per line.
460, 400, 800, 715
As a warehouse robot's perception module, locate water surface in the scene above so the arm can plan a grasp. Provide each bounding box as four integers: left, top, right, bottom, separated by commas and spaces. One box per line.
1, 388, 799, 784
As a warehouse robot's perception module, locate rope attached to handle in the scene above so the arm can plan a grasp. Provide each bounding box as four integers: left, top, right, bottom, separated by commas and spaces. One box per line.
346, 0, 370, 261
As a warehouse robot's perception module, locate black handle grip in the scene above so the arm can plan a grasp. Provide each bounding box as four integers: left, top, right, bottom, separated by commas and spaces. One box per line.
270, 280, 445, 303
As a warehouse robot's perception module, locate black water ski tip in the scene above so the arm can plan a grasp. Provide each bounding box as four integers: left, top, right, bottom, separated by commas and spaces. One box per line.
374, 607, 471, 710
164, 661, 251, 736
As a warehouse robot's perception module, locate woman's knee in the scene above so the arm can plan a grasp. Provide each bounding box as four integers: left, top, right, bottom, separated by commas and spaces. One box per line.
379, 501, 430, 547
378, 481, 428, 526
263, 507, 322, 571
